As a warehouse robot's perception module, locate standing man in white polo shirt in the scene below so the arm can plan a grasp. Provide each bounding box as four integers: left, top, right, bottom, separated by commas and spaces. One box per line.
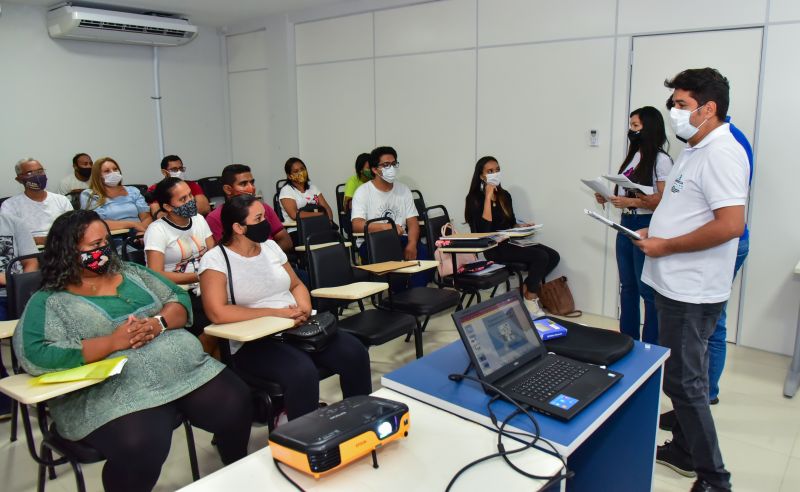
636, 68, 747, 492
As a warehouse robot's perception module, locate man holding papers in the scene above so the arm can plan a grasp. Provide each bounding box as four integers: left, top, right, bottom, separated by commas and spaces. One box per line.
636, 69, 748, 492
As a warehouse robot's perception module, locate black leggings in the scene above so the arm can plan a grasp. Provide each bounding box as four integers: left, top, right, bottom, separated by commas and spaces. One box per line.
232, 331, 372, 420
81, 368, 252, 492
485, 243, 560, 292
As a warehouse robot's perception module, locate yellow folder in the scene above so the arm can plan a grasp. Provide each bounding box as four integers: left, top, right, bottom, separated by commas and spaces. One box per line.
31, 356, 128, 385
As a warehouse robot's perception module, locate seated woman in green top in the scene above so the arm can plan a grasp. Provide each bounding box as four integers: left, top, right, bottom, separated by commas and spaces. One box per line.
12, 210, 252, 492
343, 152, 372, 212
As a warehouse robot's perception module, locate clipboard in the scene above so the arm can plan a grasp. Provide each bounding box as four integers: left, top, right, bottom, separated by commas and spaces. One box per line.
584, 209, 642, 240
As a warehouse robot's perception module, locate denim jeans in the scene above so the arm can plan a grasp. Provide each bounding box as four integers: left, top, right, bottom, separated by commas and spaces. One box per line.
656, 292, 731, 489
616, 213, 659, 343
707, 236, 749, 400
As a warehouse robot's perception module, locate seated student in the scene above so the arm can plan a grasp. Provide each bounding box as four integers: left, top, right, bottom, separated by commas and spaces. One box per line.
147, 155, 211, 219
464, 156, 560, 301
80, 157, 152, 234
144, 178, 215, 351
278, 157, 335, 244
343, 153, 372, 212
206, 164, 293, 254
0, 213, 39, 320
351, 146, 432, 288
2, 158, 74, 245
57, 153, 93, 194
199, 194, 372, 420
12, 210, 251, 492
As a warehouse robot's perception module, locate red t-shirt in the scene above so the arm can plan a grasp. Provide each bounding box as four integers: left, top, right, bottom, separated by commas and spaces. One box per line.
146, 180, 205, 203
206, 200, 284, 242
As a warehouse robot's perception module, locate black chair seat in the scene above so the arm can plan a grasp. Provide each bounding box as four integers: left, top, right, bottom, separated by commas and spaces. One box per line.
352, 267, 371, 283
450, 269, 510, 291
339, 309, 416, 346
48, 424, 105, 463
380, 287, 459, 316
504, 261, 529, 272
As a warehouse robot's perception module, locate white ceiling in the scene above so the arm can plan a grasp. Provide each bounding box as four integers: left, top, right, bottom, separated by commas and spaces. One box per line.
5, 0, 353, 28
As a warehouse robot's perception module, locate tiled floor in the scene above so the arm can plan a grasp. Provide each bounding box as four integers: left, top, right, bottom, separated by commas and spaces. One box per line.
1, 306, 798, 491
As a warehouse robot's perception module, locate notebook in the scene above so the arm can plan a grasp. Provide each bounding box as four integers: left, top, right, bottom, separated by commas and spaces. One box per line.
452, 291, 622, 420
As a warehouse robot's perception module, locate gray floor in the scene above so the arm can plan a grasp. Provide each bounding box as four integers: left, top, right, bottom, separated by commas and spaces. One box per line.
1, 308, 798, 491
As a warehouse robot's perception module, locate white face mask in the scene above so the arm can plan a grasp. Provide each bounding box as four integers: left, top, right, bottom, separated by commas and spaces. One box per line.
103, 171, 123, 186
380, 166, 397, 184
485, 171, 502, 187
168, 170, 185, 180
669, 106, 707, 141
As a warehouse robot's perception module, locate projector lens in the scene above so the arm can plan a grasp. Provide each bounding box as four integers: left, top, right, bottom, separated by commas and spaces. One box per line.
376, 421, 393, 439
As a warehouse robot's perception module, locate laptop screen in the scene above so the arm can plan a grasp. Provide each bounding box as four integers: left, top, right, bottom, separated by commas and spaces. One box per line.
453, 292, 544, 381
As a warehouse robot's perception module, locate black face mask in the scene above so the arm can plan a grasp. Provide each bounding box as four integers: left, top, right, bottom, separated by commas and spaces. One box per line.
243, 220, 271, 243
627, 129, 641, 145
77, 167, 92, 179
80, 243, 114, 275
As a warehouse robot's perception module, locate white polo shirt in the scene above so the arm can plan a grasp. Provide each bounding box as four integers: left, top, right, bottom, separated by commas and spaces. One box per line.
641, 124, 749, 304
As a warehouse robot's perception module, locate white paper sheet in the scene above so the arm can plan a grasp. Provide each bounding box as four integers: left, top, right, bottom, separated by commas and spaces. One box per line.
602, 174, 654, 195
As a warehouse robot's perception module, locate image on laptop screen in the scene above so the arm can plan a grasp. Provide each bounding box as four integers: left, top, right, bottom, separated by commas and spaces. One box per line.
458, 296, 542, 378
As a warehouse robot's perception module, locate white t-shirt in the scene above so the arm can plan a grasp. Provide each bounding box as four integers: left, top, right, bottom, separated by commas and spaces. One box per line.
350, 180, 417, 245
199, 240, 295, 354
615, 152, 673, 215
278, 183, 323, 232
0, 191, 73, 237
57, 174, 89, 195
641, 124, 749, 304
144, 216, 213, 292
0, 213, 38, 297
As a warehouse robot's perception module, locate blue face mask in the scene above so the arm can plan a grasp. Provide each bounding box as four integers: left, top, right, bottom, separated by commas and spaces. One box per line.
172, 199, 197, 218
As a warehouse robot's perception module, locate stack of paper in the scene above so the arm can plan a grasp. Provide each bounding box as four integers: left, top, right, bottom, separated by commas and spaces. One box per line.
31, 356, 128, 385
580, 178, 613, 200
602, 174, 654, 195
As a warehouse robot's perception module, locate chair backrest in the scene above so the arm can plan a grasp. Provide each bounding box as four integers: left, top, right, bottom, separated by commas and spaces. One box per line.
275, 179, 288, 193
364, 217, 404, 264
65, 190, 83, 210
197, 176, 225, 199
128, 184, 149, 195
306, 235, 355, 313
272, 191, 285, 222
297, 214, 337, 247
334, 183, 351, 235
422, 205, 451, 246
411, 189, 426, 218
121, 236, 146, 265
5, 253, 43, 319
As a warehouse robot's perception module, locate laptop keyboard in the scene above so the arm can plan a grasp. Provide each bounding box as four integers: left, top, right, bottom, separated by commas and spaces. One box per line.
510, 358, 588, 402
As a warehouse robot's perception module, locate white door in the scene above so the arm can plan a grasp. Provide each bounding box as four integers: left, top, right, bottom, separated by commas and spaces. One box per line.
629, 28, 763, 342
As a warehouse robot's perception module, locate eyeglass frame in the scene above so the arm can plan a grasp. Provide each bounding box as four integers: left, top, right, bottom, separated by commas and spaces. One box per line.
377, 161, 399, 169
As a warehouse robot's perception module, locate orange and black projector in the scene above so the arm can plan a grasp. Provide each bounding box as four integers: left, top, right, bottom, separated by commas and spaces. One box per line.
269, 395, 410, 478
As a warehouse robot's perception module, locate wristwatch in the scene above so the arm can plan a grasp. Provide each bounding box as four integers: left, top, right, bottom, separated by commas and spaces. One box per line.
153, 315, 168, 334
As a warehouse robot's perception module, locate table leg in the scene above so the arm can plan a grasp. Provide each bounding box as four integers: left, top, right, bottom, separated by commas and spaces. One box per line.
783, 301, 800, 397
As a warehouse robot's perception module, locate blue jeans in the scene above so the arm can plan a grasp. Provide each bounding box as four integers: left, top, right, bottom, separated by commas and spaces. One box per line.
616, 213, 658, 344
707, 237, 749, 400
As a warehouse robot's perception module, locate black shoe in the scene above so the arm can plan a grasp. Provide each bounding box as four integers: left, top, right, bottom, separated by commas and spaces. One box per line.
709, 397, 719, 405
659, 410, 676, 431
691, 478, 730, 492
656, 441, 697, 478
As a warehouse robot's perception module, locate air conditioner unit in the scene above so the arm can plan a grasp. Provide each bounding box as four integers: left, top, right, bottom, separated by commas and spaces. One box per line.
47, 5, 198, 46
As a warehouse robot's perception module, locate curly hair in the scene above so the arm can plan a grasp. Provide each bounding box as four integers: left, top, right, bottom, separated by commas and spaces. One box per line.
41, 210, 122, 291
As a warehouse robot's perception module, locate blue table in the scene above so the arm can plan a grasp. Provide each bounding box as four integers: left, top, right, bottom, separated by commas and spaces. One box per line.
381, 339, 669, 491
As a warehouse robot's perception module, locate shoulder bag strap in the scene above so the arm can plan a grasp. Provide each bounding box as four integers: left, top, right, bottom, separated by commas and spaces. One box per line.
219, 246, 236, 305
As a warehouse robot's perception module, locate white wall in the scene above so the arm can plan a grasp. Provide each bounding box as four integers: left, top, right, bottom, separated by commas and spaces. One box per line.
226, 0, 800, 356
0, 3, 229, 196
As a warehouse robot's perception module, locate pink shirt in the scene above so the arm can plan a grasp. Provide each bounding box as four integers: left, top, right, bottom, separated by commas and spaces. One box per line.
206, 200, 285, 242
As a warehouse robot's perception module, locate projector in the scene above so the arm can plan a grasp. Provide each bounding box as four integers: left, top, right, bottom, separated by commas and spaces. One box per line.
269, 395, 410, 478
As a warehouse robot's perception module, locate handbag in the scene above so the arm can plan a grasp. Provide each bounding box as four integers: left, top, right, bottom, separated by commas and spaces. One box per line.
539, 276, 582, 317
219, 246, 338, 353
434, 223, 478, 277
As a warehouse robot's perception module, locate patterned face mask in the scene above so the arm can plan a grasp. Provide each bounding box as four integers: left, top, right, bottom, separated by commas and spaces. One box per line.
172, 199, 197, 218
290, 170, 308, 184
80, 243, 114, 275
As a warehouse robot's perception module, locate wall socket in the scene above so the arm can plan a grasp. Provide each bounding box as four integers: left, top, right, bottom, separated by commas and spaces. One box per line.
589, 129, 599, 147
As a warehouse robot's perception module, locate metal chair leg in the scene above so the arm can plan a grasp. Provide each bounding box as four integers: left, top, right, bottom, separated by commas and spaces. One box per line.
69, 459, 87, 492
37, 444, 47, 492
183, 420, 200, 481
10, 399, 18, 442
413, 320, 424, 359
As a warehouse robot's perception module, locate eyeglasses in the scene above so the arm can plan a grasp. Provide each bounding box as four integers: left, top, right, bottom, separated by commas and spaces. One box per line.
168, 166, 187, 172
378, 161, 399, 169
19, 168, 46, 177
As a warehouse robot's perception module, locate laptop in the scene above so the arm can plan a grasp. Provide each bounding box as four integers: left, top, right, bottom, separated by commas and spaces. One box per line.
451, 291, 623, 421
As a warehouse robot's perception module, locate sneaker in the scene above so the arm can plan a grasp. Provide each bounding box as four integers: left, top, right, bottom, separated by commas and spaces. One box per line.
659, 410, 676, 432
525, 298, 545, 317
656, 441, 697, 478
709, 397, 719, 405
690, 478, 731, 492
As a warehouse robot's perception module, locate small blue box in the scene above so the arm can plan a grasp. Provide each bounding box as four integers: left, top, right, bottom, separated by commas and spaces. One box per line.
533, 318, 568, 340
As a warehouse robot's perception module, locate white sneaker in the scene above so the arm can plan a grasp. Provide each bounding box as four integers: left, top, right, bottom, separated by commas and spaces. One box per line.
525, 298, 545, 317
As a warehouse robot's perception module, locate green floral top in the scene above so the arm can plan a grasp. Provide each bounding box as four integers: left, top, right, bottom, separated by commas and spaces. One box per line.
12, 262, 224, 441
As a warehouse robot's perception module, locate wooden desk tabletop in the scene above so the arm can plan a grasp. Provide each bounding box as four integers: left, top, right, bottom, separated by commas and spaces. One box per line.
0, 373, 105, 405
393, 259, 439, 273
438, 243, 498, 253
295, 241, 352, 252
311, 281, 389, 300
0, 319, 17, 339
204, 316, 296, 342
282, 220, 297, 228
